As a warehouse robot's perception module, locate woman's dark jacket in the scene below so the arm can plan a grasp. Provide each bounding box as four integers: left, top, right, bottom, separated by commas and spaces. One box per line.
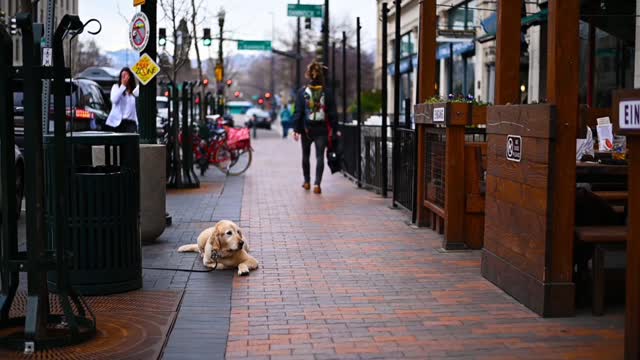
293, 85, 338, 138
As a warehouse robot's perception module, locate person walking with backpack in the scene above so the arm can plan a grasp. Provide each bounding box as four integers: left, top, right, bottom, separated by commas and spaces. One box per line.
293, 62, 339, 194
280, 104, 293, 138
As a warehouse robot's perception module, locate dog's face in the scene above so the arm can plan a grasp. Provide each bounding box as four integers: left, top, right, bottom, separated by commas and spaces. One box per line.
210, 220, 245, 257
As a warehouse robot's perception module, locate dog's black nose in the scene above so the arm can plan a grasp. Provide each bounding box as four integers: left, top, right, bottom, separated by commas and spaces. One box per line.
238, 241, 244, 249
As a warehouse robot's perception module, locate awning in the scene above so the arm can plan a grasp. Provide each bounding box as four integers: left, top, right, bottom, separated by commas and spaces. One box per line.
436, 41, 475, 60
388, 54, 418, 77
521, 8, 548, 28
478, 9, 549, 41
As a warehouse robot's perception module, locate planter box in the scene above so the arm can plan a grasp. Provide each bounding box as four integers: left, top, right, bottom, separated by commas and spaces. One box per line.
415, 102, 487, 126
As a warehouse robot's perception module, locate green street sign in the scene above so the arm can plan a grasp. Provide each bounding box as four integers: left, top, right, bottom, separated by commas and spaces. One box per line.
237, 40, 272, 51
287, 4, 323, 18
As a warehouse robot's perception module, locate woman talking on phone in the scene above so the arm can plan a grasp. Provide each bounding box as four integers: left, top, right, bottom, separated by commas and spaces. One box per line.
105, 67, 140, 133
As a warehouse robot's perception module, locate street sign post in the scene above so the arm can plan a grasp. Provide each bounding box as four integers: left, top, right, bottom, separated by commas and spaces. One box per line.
237, 40, 272, 51
132, 53, 160, 85
287, 4, 323, 18
129, 12, 150, 52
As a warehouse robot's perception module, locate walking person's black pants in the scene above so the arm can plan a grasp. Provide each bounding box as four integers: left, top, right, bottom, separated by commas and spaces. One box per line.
301, 134, 328, 186
104, 119, 138, 133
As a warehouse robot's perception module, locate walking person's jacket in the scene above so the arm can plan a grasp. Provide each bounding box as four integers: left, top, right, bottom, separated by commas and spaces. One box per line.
106, 83, 140, 128
293, 83, 338, 138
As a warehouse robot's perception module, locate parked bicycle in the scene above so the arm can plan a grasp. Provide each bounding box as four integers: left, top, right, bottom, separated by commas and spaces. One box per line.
183, 116, 252, 176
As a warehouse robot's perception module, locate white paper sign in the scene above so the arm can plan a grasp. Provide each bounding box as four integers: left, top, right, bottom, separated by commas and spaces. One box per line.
42, 47, 53, 67
619, 100, 640, 130
433, 107, 445, 123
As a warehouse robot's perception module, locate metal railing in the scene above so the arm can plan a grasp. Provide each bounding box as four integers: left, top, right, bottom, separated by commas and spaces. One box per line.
393, 128, 416, 212
360, 125, 392, 193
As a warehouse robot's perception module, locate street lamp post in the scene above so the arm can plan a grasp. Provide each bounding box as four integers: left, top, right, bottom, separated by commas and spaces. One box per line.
217, 8, 225, 116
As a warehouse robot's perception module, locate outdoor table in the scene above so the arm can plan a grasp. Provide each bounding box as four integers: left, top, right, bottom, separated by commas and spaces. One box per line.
45, 132, 141, 295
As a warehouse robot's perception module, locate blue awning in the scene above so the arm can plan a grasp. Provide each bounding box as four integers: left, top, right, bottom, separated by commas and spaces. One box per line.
388, 54, 418, 77
436, 42, 475, 60
481, 13, 497, 35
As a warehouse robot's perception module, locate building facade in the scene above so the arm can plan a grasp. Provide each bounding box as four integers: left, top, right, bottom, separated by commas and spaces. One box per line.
0, 0, 78, 65
377, 0, 635, 117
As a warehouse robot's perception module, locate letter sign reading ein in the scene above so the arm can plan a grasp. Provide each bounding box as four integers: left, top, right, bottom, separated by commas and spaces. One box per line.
506, 135, 522, 162
619, 100, 640, 131
433, 107, 445, 123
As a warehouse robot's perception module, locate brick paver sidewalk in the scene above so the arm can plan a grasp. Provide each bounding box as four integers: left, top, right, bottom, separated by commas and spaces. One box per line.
225, 132, 623, 359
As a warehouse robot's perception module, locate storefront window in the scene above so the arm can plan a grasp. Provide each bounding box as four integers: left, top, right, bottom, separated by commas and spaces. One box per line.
451, 55, 475, 96
447, 1, 476, 30
400, 32, 414, 58
594, 28, 635, 107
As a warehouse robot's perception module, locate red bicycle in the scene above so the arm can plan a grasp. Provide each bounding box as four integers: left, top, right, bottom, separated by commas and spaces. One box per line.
194, 122, 252, 176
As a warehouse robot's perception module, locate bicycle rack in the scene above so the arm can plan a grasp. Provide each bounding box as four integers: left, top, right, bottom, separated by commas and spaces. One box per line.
167, 82, 199, 188
0, 14, 96, 353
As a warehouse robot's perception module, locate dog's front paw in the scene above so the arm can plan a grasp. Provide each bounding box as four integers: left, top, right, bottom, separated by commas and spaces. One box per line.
238, 268, 250, 276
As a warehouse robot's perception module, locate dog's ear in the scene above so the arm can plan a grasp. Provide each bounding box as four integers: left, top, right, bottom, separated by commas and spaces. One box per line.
210, 224, 223, 251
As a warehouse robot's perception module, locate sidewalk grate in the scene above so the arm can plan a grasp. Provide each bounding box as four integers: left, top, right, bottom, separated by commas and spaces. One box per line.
0, 290, 183, 360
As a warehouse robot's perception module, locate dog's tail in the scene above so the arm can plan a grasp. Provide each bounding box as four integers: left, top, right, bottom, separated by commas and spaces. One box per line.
178, 244, 200, 253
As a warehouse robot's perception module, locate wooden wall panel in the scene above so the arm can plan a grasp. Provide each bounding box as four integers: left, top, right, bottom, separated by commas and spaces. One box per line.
481, 103, 575, 316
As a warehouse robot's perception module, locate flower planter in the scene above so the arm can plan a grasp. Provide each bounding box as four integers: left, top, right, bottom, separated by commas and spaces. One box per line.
413, 102, 487, 250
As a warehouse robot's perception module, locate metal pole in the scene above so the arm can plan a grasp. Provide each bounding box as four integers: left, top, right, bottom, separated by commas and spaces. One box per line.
218, 10, 225, 116
323, 0, 329, 72
296, 0, 301, 91
342, 31, 347, 124
381, 3, 389, 198
42, 0, 57, 133
140, 0, 158, 143
356, 17, 362, 188
392, 0, 401, 207
331, 41, 336, 97
271, 13, 275, 115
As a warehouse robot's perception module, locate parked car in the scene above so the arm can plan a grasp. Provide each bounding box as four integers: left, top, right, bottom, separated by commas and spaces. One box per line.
0, 146, 25, 220
245, 107, 272, 130
76, 66, 120, 108
13, 79, 109, 151
157, 95, 170, 120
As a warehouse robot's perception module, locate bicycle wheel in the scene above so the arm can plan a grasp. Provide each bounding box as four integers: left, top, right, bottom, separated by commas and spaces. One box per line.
213, 143, 232, 174
227, 148, 252, 176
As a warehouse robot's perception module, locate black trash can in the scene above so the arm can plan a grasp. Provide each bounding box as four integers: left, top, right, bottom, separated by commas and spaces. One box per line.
45, 132, 141, 295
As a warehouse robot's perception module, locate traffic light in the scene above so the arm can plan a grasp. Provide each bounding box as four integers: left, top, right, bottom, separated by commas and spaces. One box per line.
159, 28, 167, 47
258, 98, 264, 105
203, 78, 209, 87
203, 28, 212, 47
264, 92, 272, 100
305, 17, 311, 30
234, 91, 241, 98
315, 40, 323, 61
226, 79, 233, 87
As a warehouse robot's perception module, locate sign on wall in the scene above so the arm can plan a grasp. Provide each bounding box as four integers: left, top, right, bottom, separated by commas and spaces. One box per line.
132, 53, 160, 85
506, 135, 522, 162
129, 12, 150, 52
433, 107, 445, 123
619, 100, 640, 131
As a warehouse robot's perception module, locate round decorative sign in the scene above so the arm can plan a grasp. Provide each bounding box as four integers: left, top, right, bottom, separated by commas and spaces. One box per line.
129, 12, 150, 52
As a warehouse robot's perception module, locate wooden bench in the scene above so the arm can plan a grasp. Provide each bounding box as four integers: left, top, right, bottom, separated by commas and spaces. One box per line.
575, 226, 627, 316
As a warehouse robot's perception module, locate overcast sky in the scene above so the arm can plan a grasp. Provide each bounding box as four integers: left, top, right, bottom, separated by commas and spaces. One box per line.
79, 0, 377, 55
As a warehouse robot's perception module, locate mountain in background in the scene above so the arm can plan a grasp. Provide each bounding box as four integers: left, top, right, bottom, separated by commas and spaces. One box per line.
106, 49, 139, 69
106, 49, 260, 72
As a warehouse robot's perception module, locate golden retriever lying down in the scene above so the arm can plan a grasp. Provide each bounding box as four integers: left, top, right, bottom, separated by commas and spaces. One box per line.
177, 220, 259, 276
